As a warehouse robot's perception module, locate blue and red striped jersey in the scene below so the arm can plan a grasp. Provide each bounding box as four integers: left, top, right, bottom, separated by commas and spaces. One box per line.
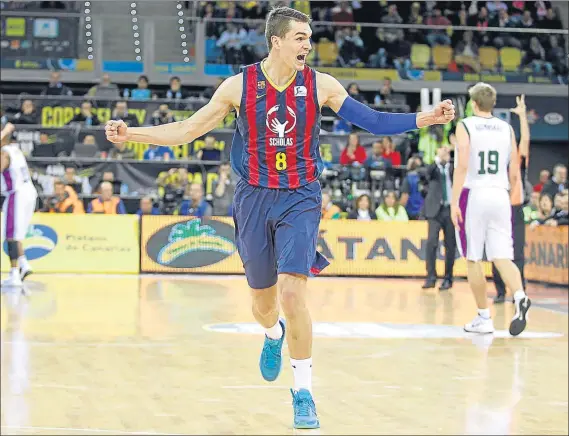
230, 62, 323, 189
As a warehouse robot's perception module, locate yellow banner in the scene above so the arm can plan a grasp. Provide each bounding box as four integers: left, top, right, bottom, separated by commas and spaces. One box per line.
0, 213, 139, 274
141, 216, 490, 278
525, 225, 568, 285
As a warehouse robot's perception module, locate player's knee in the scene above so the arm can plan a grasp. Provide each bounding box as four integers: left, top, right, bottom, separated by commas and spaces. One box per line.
251, 288, 277, 317
278, 274, 307, 317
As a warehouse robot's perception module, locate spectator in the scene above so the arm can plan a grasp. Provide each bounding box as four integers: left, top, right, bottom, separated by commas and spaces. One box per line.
216, 23, 248, 65
381, 136, 402, 166
123, 75, 153, 100
348, 194, 377, 220
533, 169, 550, 192
539, 7, 563, 30
86, 74, 120, 99
346, 83, 366, 104
41, 71, 73, 96
144, 144, 175, 161
366, 141, 392, 169
542, 164, 568, 198
425, 8, 452, 46
87, 181, 126, 214
523, 191, 541, 223
492, 9, 522, 49
67, 101, 100, 126
377, 78, 394, 105
95, 171, 125, 195
522, 37, 550, 74
331, 1, 354, 23
137, 196, 160, 216
112, 101, 140, 127
321, 191, 342, 219
176, 183, 212, 218
375, 190, 409, 222
246, 23, 269, 63
195, 135, 221, 161
453, 31, 481, 73
340, 133, 367, 165
62, 167, 85, 194
381, 5, 404, 45
152, 104, 176, 126
530, 192, 555, 228
552, 191, 569, 226
407, 2, 425, 44
399, 156, 425, 220
212, 162, 235, 216
486, 0, 508, 17
164, 76, 188, 100
43, 180, 84, 213
12, 99, 39, 125
109, 142, 136, 160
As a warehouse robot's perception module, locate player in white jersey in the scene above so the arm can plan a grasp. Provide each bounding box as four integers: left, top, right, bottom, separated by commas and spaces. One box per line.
1, 123, 37, 288
451, 83, 530, 336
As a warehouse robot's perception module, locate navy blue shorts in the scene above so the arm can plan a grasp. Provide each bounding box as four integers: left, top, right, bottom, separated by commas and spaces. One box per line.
232, 178, 330, 289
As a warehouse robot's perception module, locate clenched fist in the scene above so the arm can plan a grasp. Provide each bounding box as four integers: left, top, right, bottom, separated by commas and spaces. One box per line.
105, 120, 129, 143
432, 99, 455, 125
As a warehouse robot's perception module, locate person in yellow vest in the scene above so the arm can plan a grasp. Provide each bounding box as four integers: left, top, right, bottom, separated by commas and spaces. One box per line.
87, 181, 126, 214
321, 191, 341, 219
44, 180, 85, 214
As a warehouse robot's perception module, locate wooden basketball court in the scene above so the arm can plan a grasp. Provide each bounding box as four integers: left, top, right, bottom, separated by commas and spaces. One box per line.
1, 274, 567, 435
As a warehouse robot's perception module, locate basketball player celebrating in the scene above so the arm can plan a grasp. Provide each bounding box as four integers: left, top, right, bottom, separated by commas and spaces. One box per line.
1, 122, 37, 288
106, 7, 455, 428
451, 83, 531, 336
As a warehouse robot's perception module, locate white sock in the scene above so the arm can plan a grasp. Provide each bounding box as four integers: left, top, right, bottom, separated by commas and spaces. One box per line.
265, 319, 283, 340
18, 256, 30, 271
290, 357, 312, 393
10, 267, 19, 278
478, 308, 491, 319
513, 289, 526, 301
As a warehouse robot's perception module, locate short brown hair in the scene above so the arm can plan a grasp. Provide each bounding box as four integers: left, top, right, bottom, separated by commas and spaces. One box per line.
468, 82, 497, 112
265, 6, 311, 51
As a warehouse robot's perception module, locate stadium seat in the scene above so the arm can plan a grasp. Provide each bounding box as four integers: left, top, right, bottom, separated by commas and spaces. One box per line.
432, 45, 453, 70
500, 47, 522, 72
318, 39, 339, 66
479, 47, 499, 71
410, 44, 431, 69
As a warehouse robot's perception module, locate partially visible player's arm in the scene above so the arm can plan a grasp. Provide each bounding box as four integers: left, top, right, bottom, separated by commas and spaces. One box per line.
510, 95, 529, 159
1, 122, 15, 142
450, 121, 470, 226
508, 126, 521, 190
318, 73, 455, 135
0, 151, 9, 172
106, 75, 240, 146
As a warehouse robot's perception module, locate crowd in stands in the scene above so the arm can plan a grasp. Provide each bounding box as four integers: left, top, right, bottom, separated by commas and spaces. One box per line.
202, 0, 567, 78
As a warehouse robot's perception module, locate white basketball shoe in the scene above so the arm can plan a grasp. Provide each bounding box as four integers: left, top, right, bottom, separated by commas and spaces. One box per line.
464, 315, 495, 334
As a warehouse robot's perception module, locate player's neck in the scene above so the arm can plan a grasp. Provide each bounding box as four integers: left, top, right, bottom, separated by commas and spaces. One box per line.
473, 110, 493, 119
263, 54, 296, 88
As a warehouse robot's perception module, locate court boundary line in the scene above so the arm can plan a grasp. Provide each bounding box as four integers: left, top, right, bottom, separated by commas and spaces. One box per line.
0, 425, 180, 435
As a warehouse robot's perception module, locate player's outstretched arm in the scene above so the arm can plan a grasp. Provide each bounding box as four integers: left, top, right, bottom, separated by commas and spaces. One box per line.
105, 75, 240, 146
317, 73, 455, 135
1, 122, 15, 142
510, 94, 529, 159
508, 125, 521, 190
450, 121, 470, 228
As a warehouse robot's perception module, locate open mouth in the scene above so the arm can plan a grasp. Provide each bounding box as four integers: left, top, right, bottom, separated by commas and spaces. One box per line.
296, 54, 306, 62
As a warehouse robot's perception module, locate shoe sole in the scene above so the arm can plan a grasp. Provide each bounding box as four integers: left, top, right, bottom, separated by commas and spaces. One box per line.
463, 328, 494, 334
21, 270, 33, 281
509, 297, 531, 337
294, 421, 320, 429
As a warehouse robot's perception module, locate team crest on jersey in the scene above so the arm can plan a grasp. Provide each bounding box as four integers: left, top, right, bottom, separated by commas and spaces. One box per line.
266, 105, 296, 147
257, 80, 265, 90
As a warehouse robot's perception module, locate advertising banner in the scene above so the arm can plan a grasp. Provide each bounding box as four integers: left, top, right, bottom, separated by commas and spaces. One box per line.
524, 226, 568, 286
140, 216, 492, 278
0, 213, 140, 274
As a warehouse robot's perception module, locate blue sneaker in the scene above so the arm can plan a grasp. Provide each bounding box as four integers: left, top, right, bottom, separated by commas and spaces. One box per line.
291, 388, 320, 429
259, 319, 285, 382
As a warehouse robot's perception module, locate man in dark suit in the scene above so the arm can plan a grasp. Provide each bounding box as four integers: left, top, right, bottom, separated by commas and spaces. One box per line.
422, 146, 456, 291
